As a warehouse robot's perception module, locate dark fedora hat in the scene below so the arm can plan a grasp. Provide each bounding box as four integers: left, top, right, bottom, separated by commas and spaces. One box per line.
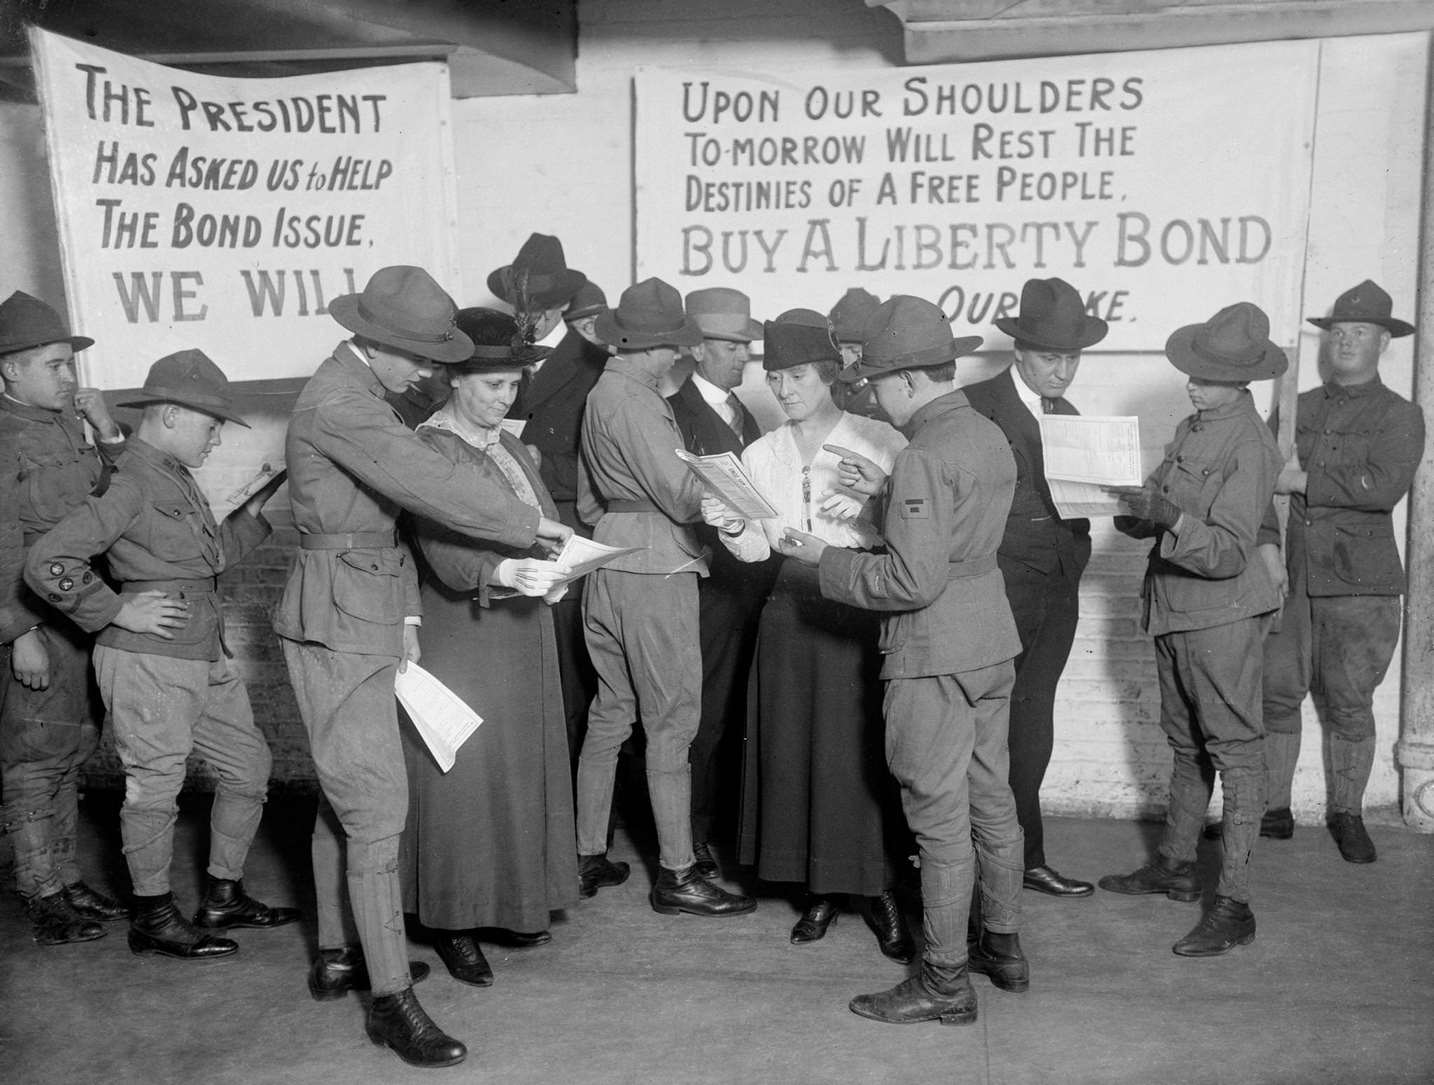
487, 233, 588, 311
994, 277, 1108, 353
762, 309, 840, 372
330, 266, 474, 363
116, 349, 250, 427
828, 288, 882, 343
451, 308, 545, 371
844, 296, 982, 382
1308, 279, 1414, 338
0, 291, 94, 355
1165, 302, 1288, 382
564, 282, 608, 322
594, 278, 703, 350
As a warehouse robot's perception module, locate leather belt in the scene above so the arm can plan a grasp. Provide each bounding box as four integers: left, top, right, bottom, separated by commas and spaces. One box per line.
947, 554, 997, 579
120, 577, 218, 595
300, 531, 397, 550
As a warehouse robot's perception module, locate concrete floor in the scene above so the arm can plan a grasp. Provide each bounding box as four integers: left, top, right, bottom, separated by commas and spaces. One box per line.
2, 791, 1432, 1085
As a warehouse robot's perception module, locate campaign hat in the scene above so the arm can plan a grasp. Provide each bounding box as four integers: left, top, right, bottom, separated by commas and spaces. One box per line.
685, 288, 763, 342
1165, 302, 1288, 382
594, 278, 703, 350
0, 291, 93, 355
994, 277, 1108, 352
329, 266, 473, 363
828, 288, 882, 343
844, 296, 982, 381
116, 349, 250, 427
762, 309, 841, 372
486, 233, 588, 311
451, 308, 547, 372
564, 282, 609, 322
1307, 279, 1414, 338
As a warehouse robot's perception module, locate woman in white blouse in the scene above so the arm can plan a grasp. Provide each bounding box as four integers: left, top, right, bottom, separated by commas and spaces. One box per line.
703, 310, 915, 962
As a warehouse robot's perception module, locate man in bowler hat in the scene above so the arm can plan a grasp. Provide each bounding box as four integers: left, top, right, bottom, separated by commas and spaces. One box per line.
27, 350, 294, 961
0, 291, 129, 946
1259, 281, 1425, 862
275, 266, 571, 1069
781, 296, 1028, 1026
962, 277, 1108, 898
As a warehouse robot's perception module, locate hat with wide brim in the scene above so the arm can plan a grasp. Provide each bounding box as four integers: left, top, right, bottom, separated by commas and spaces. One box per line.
487, 233, 588, 310
1165, 302, 1288, 382
1307, 279, 1415, 338
686, 287, 763, 342
329, 266, 474, 363
0, 291, 94, 355
843, 296, 983, 382
116, 348, 250, 427
450, 308, 547, 372
762, 311, 841, 372
595, 278, 703, 350
994, 277, 1108, 353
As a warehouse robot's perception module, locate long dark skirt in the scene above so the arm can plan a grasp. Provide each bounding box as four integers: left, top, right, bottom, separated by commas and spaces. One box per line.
737, 558, 907, 896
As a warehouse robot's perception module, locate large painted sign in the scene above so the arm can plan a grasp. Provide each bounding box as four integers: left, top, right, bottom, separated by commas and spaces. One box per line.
29, 29, 461, 388
635, 41, 1321, 349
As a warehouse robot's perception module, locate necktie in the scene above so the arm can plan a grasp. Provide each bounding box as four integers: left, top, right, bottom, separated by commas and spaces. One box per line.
726, 394, 745, 436
1041, 397, 1057, 414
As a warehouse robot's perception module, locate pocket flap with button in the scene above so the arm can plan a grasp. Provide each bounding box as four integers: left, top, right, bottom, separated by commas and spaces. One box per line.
332, 549, 404, 622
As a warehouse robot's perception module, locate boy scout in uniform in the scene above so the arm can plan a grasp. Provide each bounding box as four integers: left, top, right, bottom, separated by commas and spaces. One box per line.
275, 265, 570, 1070
1102, 302, 1285, 957
26, 349, 294, 962
0, 291, 129, 945
780, 296, 1028, 1026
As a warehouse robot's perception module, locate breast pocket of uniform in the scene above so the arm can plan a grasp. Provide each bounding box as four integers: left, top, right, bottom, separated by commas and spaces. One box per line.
145, 501, 199, 557
1166, 456, 1223, 518
331, 549, 404, 624
18, 451, 92, 523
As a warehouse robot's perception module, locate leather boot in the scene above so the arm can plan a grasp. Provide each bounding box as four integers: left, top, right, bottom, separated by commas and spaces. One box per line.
308, 946, 430, 1001
23, 890, 106, 946
967, 931, 1029, 992
63, 881, 128, 921
790, 895, 838, 944
365, 987, 467, 1069
193, 876, 302, 929
650, 864, 756, 917
1172, 895, 1256, 957
1259, 807, 1294, 839
863, 890, 916, 963
1097, 855, 1201, 901
849, 966, 978, 1026
691, 841, 720, 881
577, 852, 630, 898
129, 892, 238, 960
1328, 812, 1377, 864
433, 931, 494, 987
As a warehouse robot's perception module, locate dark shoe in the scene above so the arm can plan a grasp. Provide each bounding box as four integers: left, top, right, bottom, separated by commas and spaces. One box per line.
578, 852, 631, 898
967, 931, 1029, 992
864, 890, 916, 963
650, 865, 756, 918
691, 841, 720, 881
308, 946, 430, 1001
24, 891, 106, 946
1201, 821, 1223, 841
1172, 895, 1256, 957
129, 893, 237, 960
63, 881, 128, 921
849, 970, 978, 1026
1260, 807, 1295, 840
193, 877, 302, 929
790, 896, 838, 944
1329, 812, 1376, 863
1023, 865, 1094, 898
1098, 856, 1200, 902
366, 987, 466, 1069
433, 932, 494, 987
483, 928, 551, 948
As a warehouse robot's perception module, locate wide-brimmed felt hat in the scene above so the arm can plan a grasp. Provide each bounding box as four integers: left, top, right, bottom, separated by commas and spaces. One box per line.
486, 233, 587, 311
564, 282, 608, 322
844, 296, 982, 382
450, 308, 547, 372
329, 266, 473, 363
828, 288, 881, 343
686, 287, 763, 342
594, 278, 703, 350
762, 310, 841, 372
0, 291, 93, 355
1165, 302, 1288, 382
994, 277, 1108, 353
117, 349, 250, 427
1308, 279, 1414, 338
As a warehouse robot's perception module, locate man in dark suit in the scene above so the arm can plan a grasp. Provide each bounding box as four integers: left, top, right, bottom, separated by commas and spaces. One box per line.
668, 287, 773, 879
962, 277, 1108, 899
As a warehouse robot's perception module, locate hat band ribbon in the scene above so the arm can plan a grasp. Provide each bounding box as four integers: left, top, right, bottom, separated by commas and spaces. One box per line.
694, 313, 752, 336
140, 384, 230, 409
356, 299, 456, 344
872, 341, 958, 368
1190, 334, 1263, 366
615, 315, 688, 336
466, 344, 527, 360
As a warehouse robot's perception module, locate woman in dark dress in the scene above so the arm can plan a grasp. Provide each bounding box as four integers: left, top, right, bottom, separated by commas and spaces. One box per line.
398, 309, 577, 986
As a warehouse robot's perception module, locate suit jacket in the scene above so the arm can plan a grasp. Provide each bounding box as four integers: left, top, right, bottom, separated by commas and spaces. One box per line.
962, 367, 1091, 579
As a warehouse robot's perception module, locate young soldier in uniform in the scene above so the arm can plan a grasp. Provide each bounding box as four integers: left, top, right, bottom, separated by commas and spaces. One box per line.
26, 349, 294, 961
0, 291, 128, 945
780, 295, 1028, 1026
1101, 302, 1285, 957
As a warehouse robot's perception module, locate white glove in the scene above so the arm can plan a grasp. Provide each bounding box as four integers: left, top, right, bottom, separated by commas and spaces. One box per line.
700, 495, 746, 536
493, 558, 565, 598
818, 490, 864, 522
543, 584, 569, 605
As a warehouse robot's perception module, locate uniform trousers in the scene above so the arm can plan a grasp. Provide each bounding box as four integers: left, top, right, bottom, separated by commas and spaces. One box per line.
1154, 616, 1272, 903
577, 568, 701, 871
0, 624, 100, 898
1261, 576, 1402, 813
282, 639, 412, 997
882, 662, 1023, 979
93, 646, 270, 896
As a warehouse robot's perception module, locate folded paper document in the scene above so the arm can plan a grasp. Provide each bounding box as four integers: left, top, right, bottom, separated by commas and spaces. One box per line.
395, 663, 483, 773
675, 449, 778, 520
1038, 415, 1143, 518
